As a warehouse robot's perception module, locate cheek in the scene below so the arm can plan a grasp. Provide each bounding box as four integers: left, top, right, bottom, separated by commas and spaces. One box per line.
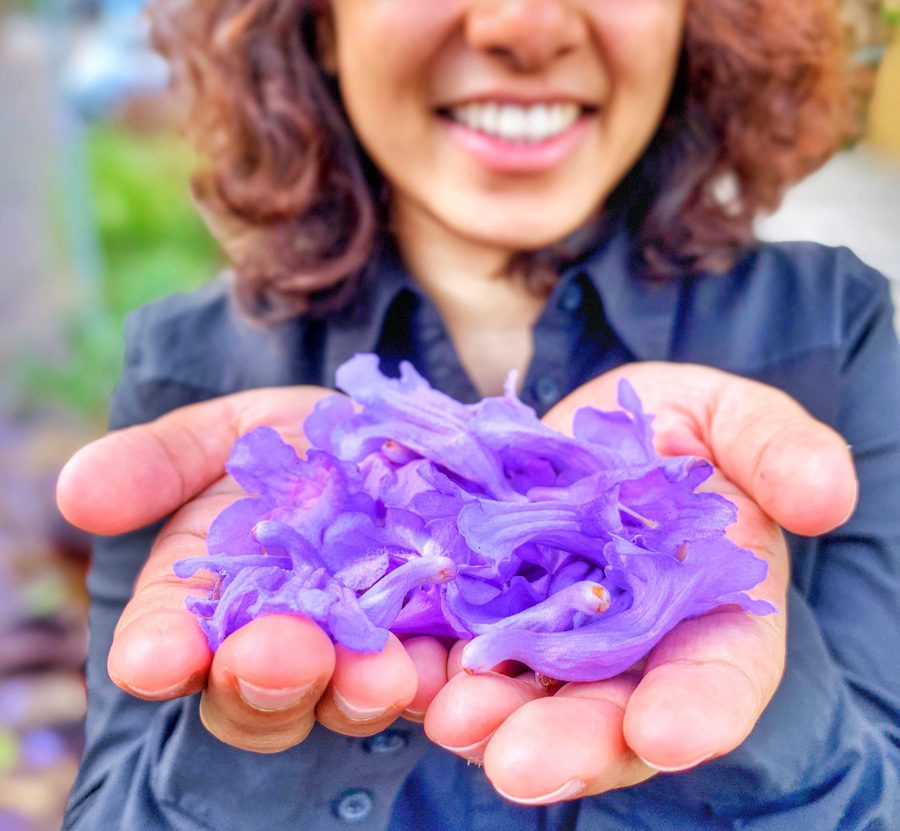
330, 3, 458, 149
591, 1, 686, 94
331, 1, 458, 90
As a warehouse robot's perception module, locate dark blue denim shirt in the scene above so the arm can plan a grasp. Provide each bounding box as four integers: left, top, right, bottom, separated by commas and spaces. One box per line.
64, 233, 900, 830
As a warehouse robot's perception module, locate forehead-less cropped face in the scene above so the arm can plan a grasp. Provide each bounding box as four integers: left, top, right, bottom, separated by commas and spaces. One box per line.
321, 0, 688, 254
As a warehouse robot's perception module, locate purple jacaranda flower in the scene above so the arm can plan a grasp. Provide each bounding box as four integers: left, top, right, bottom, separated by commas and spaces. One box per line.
449, 579, 611, 636
178, 354, 774, 682
460, 534, 774, 681
307, 355, 518, 499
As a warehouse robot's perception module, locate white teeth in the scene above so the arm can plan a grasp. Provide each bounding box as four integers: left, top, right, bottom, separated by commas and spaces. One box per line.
450, 102, 581, 144
525, 104, 550, 142
483, 102, 500, 134
498, 105, 525, 140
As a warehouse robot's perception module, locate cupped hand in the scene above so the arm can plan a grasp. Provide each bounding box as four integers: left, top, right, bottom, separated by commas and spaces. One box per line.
423, 362, 857, 804
57, 386, 448, 753
58, 363, 857, 771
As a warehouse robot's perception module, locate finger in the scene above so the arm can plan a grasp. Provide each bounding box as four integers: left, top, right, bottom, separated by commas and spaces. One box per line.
315, 635, 418, 738
543, 363, 857, 537
106, 491, 241, 699
199, 614, 336, 754
447, 639, 468, 678
424, 671, 547, 762
483, 674, 652, 805
623, 609, 786, 772
401, 636, 449, 721
705, 371, 857, 536
57, 386, 331, 536
623, 482, 788, 771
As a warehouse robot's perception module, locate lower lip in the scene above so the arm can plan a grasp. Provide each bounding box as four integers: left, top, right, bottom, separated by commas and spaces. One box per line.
442, 112, 594, 175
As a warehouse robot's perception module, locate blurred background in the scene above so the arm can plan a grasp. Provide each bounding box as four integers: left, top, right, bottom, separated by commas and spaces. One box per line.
0, 1, 898, 828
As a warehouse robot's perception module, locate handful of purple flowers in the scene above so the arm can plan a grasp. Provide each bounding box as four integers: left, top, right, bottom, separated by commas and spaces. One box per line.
175, 355, 774, 682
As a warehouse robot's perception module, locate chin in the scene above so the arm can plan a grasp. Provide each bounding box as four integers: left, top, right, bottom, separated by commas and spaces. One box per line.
462, 217, 591, 253
447, 192, 600, 252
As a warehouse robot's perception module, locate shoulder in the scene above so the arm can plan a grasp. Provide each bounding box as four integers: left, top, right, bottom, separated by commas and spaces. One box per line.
680, 241, 895, 370
740, 240, 892, 319
108, 274, 323, 429
121, 273, 317, 394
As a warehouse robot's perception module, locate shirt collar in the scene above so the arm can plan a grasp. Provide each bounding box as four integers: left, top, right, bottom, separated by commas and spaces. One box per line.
322, 240, 415, 387
568, 230, 681, 362
323, 229, 682, 386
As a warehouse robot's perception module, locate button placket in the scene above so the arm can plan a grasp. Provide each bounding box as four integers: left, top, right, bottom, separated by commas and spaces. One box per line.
559, 282, 583, 312
362, 730, 409, 755
533, 376, 562, 406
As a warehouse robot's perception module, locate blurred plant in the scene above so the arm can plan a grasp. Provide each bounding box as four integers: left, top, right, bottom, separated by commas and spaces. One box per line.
0, 416, 92, 831
884, 1, 900, 27
88, 123, 218, 313
21, 122, 221, 422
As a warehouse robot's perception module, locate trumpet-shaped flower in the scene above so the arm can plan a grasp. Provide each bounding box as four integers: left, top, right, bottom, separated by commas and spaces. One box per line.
176, 355, 773, 681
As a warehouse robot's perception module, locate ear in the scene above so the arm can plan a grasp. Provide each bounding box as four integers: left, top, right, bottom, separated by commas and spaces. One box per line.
313, 3, 339, 76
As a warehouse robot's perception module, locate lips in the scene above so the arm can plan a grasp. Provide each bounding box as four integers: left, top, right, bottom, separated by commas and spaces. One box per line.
437, 100, 596, 175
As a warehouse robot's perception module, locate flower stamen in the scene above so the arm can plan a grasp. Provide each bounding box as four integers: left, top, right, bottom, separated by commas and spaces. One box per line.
620, 504, 659, 529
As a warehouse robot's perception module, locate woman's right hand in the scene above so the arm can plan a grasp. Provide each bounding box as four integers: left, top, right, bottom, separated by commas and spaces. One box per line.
57, 386, 450, 753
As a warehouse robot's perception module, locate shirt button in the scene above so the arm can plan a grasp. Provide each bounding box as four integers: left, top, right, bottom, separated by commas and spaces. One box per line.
558, 283, 583, 312
362, 729, 408, 755
333, 789, 374, 824
533, 376, 561, 406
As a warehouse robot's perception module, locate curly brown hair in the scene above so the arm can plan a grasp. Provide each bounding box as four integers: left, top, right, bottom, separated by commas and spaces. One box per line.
149, 0, 850, 321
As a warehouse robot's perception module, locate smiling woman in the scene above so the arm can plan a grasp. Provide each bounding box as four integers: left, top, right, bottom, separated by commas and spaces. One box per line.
150, 0, 848, 320
59, 1, 900, 830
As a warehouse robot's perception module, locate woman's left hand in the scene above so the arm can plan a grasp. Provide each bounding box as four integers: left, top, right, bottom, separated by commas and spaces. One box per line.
423, 363, 856, 803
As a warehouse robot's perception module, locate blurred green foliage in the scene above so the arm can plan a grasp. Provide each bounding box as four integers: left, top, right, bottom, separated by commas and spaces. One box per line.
89, 124, 219, 314
22, 123, 221, 422
884, 1, 900, 27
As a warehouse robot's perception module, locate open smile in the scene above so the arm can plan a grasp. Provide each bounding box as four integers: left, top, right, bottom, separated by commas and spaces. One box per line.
436, 100, 597, 174
442, 101, 590, 144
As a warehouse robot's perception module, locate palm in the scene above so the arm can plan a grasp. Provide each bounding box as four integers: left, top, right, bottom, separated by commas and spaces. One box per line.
423, 365, 793, 800
58, 364, 852, 793
70, 386, 437, 750
425, 462, 787, 800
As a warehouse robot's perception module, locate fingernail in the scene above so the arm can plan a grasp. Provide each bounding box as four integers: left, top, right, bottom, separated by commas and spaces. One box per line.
494, 778, 586, 806
236, 678, 315, 711
121, 680, 193, 700
437, 733, 492, 763
332, 689, 389, 722
637, 751, 714, 773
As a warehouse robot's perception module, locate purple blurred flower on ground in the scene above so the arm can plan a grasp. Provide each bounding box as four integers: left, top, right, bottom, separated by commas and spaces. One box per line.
176, 354, 774, 681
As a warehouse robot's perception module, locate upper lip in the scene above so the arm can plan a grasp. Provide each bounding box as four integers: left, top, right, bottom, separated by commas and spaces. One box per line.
438, 91, 597, 109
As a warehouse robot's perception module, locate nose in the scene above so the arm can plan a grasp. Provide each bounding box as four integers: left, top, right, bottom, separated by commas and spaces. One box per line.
466, 0, 587, 72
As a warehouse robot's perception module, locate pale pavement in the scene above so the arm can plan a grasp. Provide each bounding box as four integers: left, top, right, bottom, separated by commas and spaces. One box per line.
759, 146, 900, 332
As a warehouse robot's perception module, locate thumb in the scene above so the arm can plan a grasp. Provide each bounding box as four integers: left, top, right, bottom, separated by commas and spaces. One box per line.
543, 363, 857, 537
57, 385, 332, 536
702, 368, 857, 536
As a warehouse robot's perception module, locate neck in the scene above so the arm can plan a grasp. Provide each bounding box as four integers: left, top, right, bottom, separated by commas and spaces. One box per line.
391, 199, 549, 396
393, 198, 546, 325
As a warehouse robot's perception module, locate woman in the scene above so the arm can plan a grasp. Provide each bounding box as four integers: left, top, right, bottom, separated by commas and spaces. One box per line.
59, 1, 899, 829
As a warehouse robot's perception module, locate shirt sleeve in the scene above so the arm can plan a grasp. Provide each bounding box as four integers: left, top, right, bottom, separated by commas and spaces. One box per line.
814, 263, 900, 735
62, 306, 225, 830
63, 304, 434, 831
789, 261, 900, 825
674, 260, 898, 829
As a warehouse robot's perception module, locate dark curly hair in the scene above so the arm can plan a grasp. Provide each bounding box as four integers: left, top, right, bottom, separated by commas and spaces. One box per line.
149, 0, 850, 321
